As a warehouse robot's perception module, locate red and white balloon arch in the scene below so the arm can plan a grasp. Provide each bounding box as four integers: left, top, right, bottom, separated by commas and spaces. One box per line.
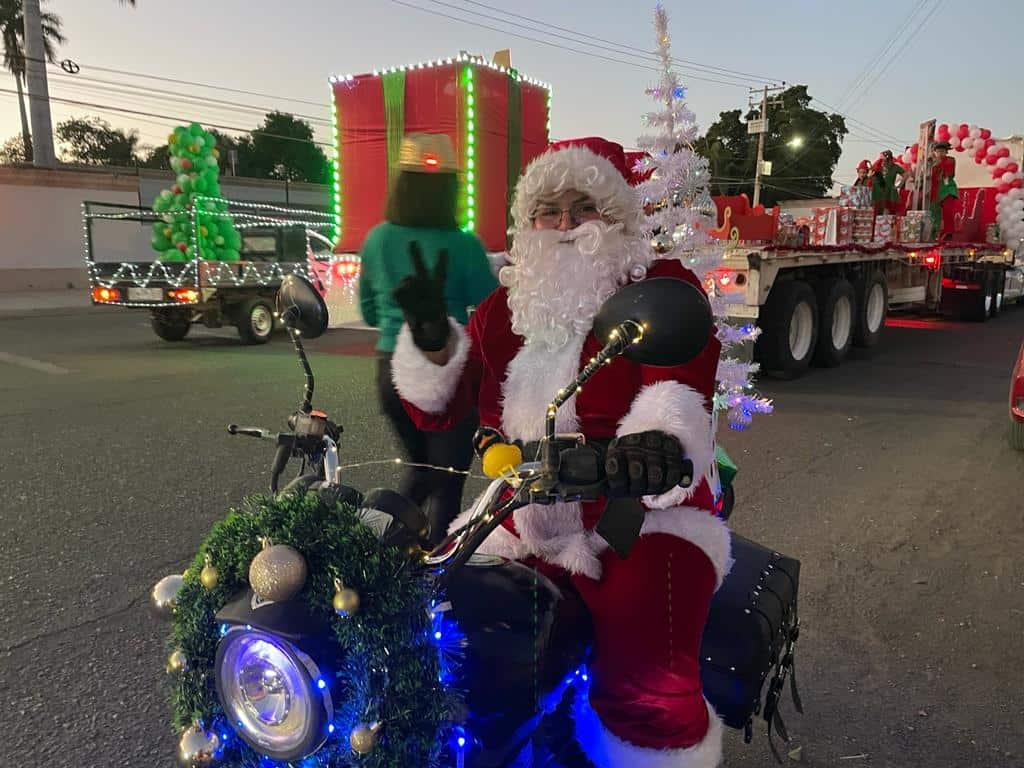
892, 122, 1023, 244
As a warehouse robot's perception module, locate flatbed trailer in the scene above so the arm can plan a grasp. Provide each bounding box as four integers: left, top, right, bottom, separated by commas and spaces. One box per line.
83, 199, 343, 344
709, 240, 1017, 377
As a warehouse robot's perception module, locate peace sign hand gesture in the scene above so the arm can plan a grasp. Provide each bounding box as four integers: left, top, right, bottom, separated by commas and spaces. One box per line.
392, 241, 451, 352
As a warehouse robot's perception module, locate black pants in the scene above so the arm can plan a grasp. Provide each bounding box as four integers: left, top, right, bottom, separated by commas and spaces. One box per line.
376, 354, 477, 546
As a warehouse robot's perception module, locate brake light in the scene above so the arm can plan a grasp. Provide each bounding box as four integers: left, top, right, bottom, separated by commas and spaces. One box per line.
923, 251, 940, 270
941, 278, 980, 290
168, 288, 199, 303
91, 286, 121, 303
423, 153, 439, 169
332, 259, 361, 281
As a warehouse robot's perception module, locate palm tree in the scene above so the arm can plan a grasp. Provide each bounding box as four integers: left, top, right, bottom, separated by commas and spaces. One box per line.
0, 0, 64, 161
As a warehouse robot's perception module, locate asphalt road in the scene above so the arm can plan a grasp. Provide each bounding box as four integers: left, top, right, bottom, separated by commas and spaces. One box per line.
1, 304, 1022, 768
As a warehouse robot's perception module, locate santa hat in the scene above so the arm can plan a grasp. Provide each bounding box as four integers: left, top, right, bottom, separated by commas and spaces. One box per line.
510, 137, 644, 234
857, 159, 870, 171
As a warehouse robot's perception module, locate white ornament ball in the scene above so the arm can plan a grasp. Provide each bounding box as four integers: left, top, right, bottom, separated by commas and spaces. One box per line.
151, 574, 185, 620
997, 156, 1011, 169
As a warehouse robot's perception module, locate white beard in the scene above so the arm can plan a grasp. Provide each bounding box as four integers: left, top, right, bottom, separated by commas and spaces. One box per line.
499, 219, 649, 350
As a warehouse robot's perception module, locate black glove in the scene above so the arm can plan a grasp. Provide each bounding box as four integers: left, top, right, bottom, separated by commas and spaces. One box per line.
392, 241, 450, 352
604, 431, 691, 498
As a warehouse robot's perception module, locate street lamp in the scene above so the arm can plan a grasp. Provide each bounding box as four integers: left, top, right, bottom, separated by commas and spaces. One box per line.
788, 136, 804, 149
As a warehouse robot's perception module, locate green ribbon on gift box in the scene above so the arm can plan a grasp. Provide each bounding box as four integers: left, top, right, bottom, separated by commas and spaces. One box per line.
382, 69, 406, 191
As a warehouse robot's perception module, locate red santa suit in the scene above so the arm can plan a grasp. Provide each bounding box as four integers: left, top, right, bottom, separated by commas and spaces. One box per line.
392, 138, 729, 767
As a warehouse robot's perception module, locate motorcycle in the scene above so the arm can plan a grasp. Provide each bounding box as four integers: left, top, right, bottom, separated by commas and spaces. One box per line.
161, 275, 800, 768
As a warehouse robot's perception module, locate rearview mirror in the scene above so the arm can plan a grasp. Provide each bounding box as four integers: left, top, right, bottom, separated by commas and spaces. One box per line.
593, 277, 712, 366
277, 275, 329, 339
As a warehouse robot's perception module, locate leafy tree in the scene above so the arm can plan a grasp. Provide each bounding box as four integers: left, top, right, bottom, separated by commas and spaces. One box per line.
0, 133, 28, 163
0, 0, 65, 161
695, 85, 847, 205
55, 116, 141, 166
244, 111, 328, 183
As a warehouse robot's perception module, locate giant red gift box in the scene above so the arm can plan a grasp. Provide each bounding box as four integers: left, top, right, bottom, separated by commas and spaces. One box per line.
331, 54, 551, 253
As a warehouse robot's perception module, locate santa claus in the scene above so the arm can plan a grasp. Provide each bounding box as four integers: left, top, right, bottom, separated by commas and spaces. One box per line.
391, 136, 729, 767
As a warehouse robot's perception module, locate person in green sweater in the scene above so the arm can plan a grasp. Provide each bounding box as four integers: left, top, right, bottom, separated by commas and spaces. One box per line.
359, 133, 497, 545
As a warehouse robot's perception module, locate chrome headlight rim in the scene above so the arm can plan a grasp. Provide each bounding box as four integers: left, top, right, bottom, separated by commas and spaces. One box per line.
215, 627, 332, 761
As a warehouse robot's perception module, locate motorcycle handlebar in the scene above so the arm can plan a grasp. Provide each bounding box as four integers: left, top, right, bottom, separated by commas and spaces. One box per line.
228, 424, 273, 439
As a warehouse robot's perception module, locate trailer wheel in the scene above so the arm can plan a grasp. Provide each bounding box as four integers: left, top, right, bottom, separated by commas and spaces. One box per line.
963, 271, 992, 323
814, 278, 855, 367
150, 309, 191, 342
990, 270, 1004, 318
757, 280, 818, 378
853, 271, 887, 348
237, 298, 275, 345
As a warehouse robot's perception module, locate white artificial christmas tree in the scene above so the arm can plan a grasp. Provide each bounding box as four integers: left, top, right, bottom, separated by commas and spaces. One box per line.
635, 2, 772, 431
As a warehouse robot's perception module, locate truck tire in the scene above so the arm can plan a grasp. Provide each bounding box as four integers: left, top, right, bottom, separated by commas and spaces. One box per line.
990, 270, 1004, 318
853, 271, 887, 348
963, 271, 992, 323
814, 278, 855, 367
151, 309, 190, 341
757, 280, 818, 379
236, 298, 275, 345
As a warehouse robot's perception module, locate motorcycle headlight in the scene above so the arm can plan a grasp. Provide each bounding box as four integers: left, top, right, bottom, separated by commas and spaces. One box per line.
215, 628, 332, 761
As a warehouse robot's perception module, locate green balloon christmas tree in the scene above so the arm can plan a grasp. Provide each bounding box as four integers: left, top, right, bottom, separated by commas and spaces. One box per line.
150, 122, 242, 262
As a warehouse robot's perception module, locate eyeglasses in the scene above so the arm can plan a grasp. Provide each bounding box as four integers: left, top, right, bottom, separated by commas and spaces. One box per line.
532, 201, 602, 228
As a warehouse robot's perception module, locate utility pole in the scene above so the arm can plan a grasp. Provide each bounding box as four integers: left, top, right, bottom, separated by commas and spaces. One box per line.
749, 85, 785, 207
23, 0, 56, 168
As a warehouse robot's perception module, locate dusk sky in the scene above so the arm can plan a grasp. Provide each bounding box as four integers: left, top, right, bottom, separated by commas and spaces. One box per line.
3, 0, 1021, 191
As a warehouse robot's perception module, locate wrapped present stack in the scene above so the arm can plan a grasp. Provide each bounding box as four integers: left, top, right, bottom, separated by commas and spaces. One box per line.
776, 213, 799, 246
899, 210, 926, 243
873, 214, 896, 244
836, 207, 856, 244
851, 209, 874, 244
838, 184, 872, 210
810, 207, 832, 245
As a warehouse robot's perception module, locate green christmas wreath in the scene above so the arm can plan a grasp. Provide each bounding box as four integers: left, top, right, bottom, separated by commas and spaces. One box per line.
166, 491, 461, 767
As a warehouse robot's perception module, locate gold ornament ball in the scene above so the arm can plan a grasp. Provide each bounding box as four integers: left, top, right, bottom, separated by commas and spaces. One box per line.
249, 544, 307, 603
651, 232, 675, 254
200, 562, 219, 590
151, 574, 185, 621
333, 586, 360, 616
349, 722, 381, 755
166, 649, 189, 675
177, 722, 221, 768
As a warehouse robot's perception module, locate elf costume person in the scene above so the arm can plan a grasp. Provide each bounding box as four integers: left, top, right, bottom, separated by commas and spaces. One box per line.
871, 150, 904, 214
390, 136, 728, 767
929, 141, 959, 240
854, 159, 872, 187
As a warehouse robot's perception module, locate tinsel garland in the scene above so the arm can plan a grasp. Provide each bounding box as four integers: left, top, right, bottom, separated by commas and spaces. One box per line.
169, 492, 461, 768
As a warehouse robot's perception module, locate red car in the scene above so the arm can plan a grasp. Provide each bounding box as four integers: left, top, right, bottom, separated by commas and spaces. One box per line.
1011, 341, 1024, 450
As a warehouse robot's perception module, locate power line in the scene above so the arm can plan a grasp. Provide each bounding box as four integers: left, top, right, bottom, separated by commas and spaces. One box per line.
0, 88, 334, 149
843, 0, 947, 116
836, 0, 932, 112
386, 0, 751, 88
415, 0, 781, 85
47, 70, 332, 126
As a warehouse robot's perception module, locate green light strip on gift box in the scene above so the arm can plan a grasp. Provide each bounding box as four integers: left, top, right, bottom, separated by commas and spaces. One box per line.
330, 86, 343, 243
464, 64, 477, 233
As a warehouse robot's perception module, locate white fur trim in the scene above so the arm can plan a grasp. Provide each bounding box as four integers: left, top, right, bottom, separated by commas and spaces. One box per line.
617, 381, 714, 505
640, 506, 732, 589
575, 694, 724, 768
511, 146, 643, 236
500, 335, 586, 442
390, 319, 469, 413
